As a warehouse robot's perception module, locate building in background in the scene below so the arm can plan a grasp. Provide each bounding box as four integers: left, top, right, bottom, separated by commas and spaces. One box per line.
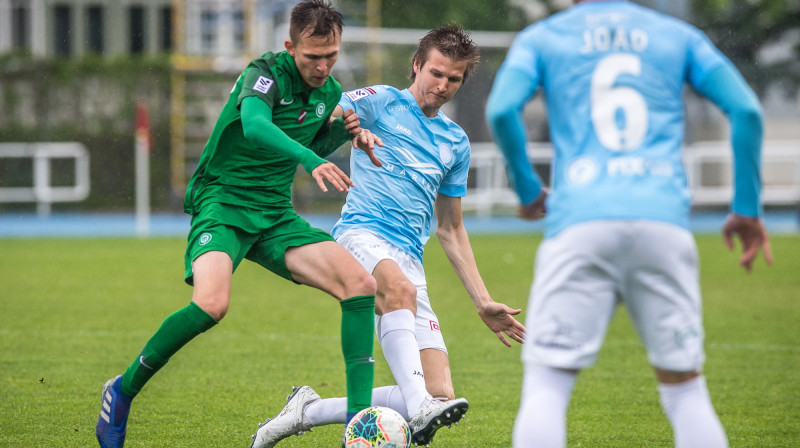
0, 0, 303, 59
0, 0, 173, 57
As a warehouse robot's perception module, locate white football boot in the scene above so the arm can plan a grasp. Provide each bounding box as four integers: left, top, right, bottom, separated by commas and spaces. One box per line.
409, 396, 469, 446
251, 386, 320, 448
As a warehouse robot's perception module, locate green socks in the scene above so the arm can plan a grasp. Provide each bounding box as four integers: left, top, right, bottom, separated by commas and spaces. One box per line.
120, 302, 217, 397
118, 295, 373, 415
340, 295, 376, 414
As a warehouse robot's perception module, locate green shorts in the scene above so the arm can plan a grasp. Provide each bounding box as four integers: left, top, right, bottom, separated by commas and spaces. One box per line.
184, 202, 334, 285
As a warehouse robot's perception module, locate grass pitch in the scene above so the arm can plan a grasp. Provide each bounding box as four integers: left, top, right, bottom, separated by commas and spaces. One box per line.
1, 234, 798, 447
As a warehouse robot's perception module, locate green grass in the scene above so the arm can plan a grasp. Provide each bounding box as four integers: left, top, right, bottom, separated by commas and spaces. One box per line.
1, 234, 798, 447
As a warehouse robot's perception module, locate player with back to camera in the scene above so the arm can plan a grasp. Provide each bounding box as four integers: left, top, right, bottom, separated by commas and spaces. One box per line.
486, 1, 773, 447
95, 1, 385, 447
251, 24, 526, 448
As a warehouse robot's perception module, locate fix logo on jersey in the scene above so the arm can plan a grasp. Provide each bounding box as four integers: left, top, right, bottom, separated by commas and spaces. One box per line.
395, 123, 412, 136
345, 87, 377, 102
298, 109, 307, 124
252, 76, 274, 94
429, 320, 440, 332
199, 232, 212, 246
438, 143, 453, 164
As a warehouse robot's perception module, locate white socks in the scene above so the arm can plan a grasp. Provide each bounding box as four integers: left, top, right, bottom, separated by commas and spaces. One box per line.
513, 365, 576, 448
512, 369, 727, 448
305, 309, 426, 427
304, 309, 426, 427
659, 375, 728, 448
305, 385, 409, 426
378, 309, 429, 417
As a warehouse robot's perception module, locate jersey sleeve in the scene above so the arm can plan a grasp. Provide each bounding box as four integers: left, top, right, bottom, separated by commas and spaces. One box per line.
696, 64, 764, 217
685, 27, 729, 90
683, 28, 764, 217
308, 116, 351, 159
439, 138, 470, 198
500, 27, 541, 80
486, 28, 544, 204
240, 96, 327, 174
338, 86, 386, 128
239, 64, 280, 109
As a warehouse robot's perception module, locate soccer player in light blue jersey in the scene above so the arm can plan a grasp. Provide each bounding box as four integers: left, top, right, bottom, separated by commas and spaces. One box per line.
252, 24, 526, 448
486, 1, 773, 447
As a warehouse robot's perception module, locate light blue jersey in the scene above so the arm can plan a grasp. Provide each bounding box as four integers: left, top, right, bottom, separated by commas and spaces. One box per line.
488, 0, 762, 237
331, 86, 470, 262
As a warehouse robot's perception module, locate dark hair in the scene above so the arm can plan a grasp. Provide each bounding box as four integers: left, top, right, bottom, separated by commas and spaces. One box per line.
410, 24, 480, 82
289, 0, 343, 44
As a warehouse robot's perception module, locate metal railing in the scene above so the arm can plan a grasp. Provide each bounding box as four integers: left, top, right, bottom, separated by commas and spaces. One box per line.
0, 143, 90, 216
464, 141, 800, 216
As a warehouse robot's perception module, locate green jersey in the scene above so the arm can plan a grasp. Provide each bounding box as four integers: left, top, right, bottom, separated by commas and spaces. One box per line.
184, 51, 344, 214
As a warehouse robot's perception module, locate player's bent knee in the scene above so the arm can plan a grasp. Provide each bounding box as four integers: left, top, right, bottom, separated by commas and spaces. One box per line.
349, 270, 377, 297
380, 280, 417, 312
196, 303, 228, 321
192, 295, 229, 321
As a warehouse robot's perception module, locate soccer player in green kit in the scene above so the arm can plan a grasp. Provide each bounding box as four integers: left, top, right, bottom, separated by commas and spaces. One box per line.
96, 1, 382, 447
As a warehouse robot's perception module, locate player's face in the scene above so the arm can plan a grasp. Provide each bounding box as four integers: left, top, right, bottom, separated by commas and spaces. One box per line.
286, 31, 341, 89
410, 48, 467, 117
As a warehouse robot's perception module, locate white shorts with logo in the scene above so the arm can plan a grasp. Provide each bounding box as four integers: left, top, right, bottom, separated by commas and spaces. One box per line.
336, 229, 447, 353
523, 220, 704, 372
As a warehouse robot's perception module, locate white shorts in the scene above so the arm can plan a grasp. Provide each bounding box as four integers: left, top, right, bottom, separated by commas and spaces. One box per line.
336, 229, 447, 353
523, 220, 704, 372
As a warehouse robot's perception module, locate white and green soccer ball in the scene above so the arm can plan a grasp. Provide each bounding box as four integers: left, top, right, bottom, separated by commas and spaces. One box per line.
344, 406, 411, 448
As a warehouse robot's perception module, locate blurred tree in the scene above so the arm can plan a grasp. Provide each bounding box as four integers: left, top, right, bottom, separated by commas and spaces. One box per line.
690, 0, 800, 96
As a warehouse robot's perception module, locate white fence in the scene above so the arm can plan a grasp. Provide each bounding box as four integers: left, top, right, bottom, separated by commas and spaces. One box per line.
464, 141, 800, 216
2, 140, 797, 219
0, 142, 90, 216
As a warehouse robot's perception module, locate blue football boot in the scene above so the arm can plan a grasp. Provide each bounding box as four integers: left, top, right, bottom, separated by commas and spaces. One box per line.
96, 375, 132, 448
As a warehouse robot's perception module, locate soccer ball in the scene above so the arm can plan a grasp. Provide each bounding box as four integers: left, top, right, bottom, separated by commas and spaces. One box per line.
344, 406, 412, 448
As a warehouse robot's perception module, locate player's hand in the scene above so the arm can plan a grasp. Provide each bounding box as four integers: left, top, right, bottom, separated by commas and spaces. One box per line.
722, 213, 773, 272
352, 129, 384, 168
477, 300, 526, 347
517, 189, 547, 221
311, 162, 354, 193
341, 108, 362, 136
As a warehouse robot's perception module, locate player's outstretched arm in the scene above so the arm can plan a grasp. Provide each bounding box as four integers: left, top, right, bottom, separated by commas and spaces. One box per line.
241, 96, 328, 174
476, 301, 525, 347
486, 66, 543, 206
435, 195, 526, 346
722, 213, 773, 272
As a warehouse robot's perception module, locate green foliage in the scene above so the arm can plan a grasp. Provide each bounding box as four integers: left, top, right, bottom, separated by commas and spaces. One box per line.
690, 0, 800, 96
0, 52, 170, 87
1, 234, 798, 446
0, 54, 174, 211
